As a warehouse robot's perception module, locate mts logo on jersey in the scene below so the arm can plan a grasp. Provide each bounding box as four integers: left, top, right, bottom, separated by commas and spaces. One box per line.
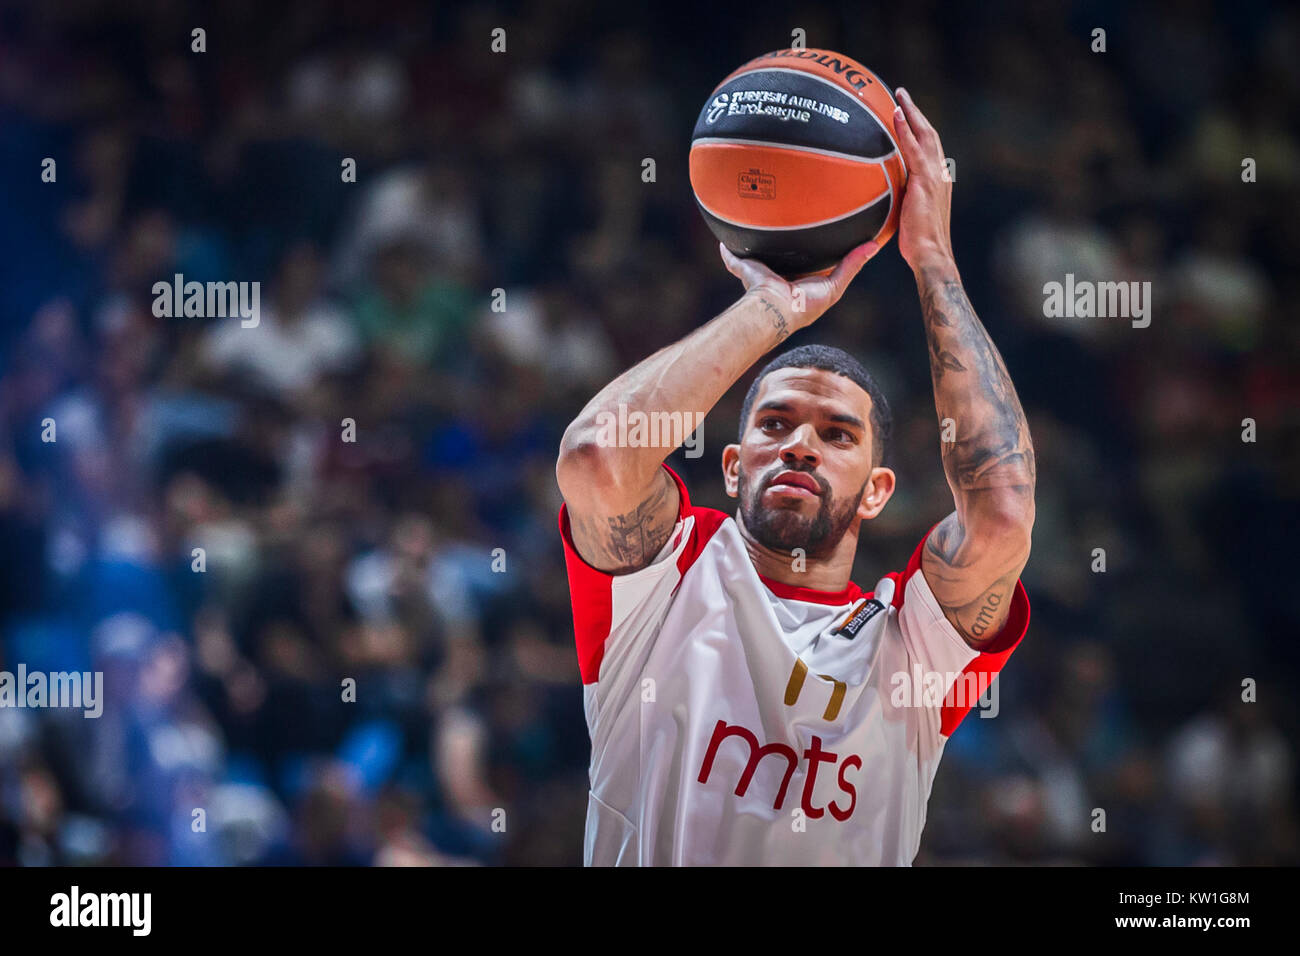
697, 720, 861, 820
697, 660, 862, 818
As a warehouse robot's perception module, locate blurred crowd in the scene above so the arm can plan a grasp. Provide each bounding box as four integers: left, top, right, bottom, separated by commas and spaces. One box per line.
0, 0, 1297, 865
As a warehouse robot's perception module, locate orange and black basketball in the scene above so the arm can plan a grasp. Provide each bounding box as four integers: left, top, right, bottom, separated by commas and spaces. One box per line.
689, 48, 908, 278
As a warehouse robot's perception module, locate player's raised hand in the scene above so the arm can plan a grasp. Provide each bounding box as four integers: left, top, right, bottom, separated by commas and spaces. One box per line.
892, 87, 954, 272
719, 240, 879, 329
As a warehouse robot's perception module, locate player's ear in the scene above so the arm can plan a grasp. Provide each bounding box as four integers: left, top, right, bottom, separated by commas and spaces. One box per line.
722, 444, 741, 498
857, 466, 895, 520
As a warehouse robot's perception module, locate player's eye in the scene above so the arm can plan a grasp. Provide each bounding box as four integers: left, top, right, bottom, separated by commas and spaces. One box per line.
826, 427, 856, 444
759, 416, 787, 431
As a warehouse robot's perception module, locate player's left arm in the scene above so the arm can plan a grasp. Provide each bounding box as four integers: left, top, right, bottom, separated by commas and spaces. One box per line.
892, 87, 1036, 648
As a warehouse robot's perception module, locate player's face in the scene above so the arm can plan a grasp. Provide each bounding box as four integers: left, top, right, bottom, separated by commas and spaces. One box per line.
732, 368, 879, 558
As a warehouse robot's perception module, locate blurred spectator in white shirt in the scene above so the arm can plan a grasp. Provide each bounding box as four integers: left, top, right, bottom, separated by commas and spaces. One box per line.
201, 241, 359, 399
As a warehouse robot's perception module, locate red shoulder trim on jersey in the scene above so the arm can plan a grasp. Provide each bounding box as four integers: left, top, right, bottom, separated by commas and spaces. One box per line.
757, 575, 865, 606
889, 528, 1029, 738
659, 466, 729, 587
676, 506, 728, 581
893, 526, 1033, 737
883, 571, 903, 608
891, 525, 935, 608
558, 463, 726, 684
558, 509, 614, 685
940, 578, 1030, 737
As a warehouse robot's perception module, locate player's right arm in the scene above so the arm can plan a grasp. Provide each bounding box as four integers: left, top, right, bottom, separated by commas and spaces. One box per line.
556, 241, 879, 574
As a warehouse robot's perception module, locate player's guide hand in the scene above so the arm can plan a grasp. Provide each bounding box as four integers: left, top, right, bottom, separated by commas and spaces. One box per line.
719, 238, 880, 330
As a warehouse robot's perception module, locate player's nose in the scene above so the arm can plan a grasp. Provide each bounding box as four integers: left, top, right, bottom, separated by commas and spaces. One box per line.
779, 424, 820, 466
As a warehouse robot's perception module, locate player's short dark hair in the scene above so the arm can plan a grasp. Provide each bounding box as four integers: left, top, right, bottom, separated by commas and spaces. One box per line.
738, 344, 892, 467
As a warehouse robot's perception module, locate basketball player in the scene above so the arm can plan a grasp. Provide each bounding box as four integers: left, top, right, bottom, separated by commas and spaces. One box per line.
557, 88, 1035, 865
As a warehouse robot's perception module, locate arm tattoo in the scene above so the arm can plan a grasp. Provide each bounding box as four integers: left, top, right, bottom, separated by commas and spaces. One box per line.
755, 294, 790, 342
917, 267, 1035, 642
953, 573, 1018, 644
923, 533, 1022, 643
968, 586, 1007, 640
570, 475, 676, 575
924, 511, 966, 565
918, 268, 1035, 497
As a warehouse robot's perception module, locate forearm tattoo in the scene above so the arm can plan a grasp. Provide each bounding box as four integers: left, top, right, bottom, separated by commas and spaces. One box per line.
918, 268, 1035, 498
918, 267, 1035, 640
754, 294, 790, 343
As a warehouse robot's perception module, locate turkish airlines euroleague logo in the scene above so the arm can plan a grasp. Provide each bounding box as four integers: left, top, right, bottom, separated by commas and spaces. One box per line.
696, 661, 859, 820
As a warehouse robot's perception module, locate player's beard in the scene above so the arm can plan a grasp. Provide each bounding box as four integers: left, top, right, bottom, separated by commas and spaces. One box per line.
738, 463, 866, 559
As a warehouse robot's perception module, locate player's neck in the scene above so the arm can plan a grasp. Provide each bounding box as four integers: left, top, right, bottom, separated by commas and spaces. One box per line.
735, 514, 858, 594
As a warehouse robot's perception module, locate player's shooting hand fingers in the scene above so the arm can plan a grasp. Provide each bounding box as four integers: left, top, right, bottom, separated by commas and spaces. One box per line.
719, 242, 752, 281
892, 104, 923, 172
720, 242, 781, 287
895, 87, 934, 141
896, 88, 943, 162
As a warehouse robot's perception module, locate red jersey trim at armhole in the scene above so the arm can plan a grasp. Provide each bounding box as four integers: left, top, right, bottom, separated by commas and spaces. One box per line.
558, 463, 726, 684
893, 524, 1032, 737
892, 526, 935, 608
939, 578, 1030, 737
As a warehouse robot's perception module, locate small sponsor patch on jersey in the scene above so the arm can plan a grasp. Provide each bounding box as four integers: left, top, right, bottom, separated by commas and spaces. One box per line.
834, 598, 885, 639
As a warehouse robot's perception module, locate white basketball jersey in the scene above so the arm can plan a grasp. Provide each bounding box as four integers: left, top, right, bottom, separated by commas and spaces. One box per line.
560, 465, 1029, 866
